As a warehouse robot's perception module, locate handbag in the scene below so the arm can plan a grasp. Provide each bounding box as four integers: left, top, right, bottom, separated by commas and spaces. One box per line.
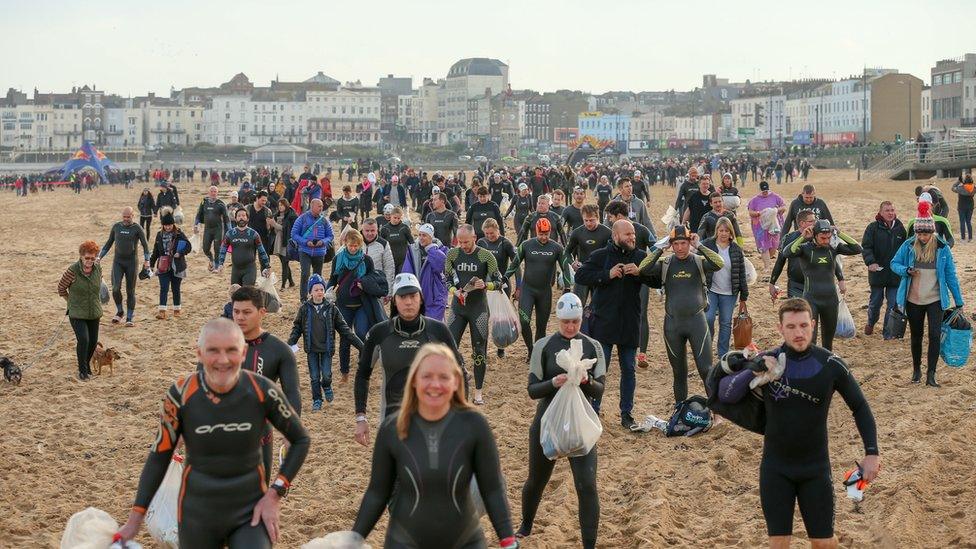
885, 305, 908, 339
732, 302, 753, 349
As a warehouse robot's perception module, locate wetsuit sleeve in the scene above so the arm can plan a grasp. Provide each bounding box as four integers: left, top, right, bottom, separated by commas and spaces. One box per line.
527, 343, 558, 400
471, 414, 515, 540
255, 234, 271, 270
769, 247, 788, 286
445, 248, 459, 293
216, 231, 230, 267
138, 226, 150, 261
430, 320, 469, 393
494, 203, 505, 236
579, 342, 606, 401
482, 249, 502, 290
287, 306, 304, 346
220, 203, 231, 230
831, 357, 879, 456
354, 326, 381, 414
99, 224, 116, 258
195, 200, 205, 225
504, 243, 525, 282
133, 383, 183, 512
333, 307, 364, 350
279, 343, 302, 416
638, 249, 665, 286
563, 231, 579, 263
835, 231, 862, 255
262, 377, 310, 483
718, 369, 754, 403
352, 423, 396, 538
697, 244, 725, 272
783, 235, 809, 257
557, 245, 573, 289
517, 215, 532, 244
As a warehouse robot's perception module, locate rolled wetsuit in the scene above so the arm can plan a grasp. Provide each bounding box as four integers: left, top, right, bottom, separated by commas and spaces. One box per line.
641, 245, 724, 403
782, 231, 862, 350
195, 198, 231, 267
99, 221, 150, 320
520, 331, 606, 549
217, 226, 271, 286
719, 344, 878, 539
505, 238, 572, 355
770, 230, 845, 298
355, 315, 468, 418
563, 223, 612, 306
132, 370, 310, 548
445, 246, 502, 390
353, 408, 515, 548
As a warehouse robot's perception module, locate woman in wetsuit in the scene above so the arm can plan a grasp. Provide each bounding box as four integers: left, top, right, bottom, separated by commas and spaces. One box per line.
353, 343, 517, 549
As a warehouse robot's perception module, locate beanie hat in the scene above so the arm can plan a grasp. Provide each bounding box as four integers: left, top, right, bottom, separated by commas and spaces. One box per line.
307, 273, 326, 294
918, 192, 933, 204
160, 207, 175, 225
914, 201, 936, 234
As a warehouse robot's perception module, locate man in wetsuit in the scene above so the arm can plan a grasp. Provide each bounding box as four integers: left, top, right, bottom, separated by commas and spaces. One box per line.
782, 220, 862, 351
425, 192, 459, 246
465, 186, 505, 239
561, 186, 588, 233
230, 286, 301, 484
674, 166, 701, 216
505, 183, 534, 238
718, 298, 879, 548
517, 194, 567, 245
518, 293, 606, 549
770, 211, 846, 300
97, 207, 150, 327
506, 217, 573, 357
564, 204, 613, 306
216, 207, 272, 286
379, 206, 413, 274
697, 192, 743, 243
445, 224, 503, 405
194, 185, 231, 270
595, 176, 614, 222
640, 225, 725, 404
353, 273, 467, 446
118, 318, 310, 548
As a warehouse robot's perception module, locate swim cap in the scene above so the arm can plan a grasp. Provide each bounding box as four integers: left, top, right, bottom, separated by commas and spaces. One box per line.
556, 293, 584, 320
814, 219, 833, 234
536, 217, 552, 233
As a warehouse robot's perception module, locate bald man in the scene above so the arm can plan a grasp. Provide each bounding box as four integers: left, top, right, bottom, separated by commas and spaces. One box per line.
195, 185, 231, 269
97, 207, 151, 326
574, 219, 655, 429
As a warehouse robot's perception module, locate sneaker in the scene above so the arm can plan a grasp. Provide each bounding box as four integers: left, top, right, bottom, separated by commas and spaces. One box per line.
324, 388, 334, 403
637, 352, 649, 369
496, 348, 505, 358
620, 413, 637, 430
155, 310, 167, 320
111, 314, 123, 324
864, 325, 874, 336
312, 400, 323, 411
125, 320, 135, 327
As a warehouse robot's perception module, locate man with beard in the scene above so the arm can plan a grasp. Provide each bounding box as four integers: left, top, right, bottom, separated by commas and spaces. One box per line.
782, 184, 834, 233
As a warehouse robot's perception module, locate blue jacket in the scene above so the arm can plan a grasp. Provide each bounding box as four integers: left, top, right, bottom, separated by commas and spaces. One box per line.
290, 211, 334, 257
890, 236, 964, 310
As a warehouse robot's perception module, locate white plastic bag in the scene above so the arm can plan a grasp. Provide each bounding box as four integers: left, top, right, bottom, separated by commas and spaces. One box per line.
487, 290, 520, 348
188, 232, 201, 251
759, 208, 780, 235
173, 206, 185, 225
661, 205, 680, 233
256, 272, 282, 313
145, 456, 183, 548
499, 193, 511, 216
302, 531, 371, 549
836, 298, 856, 339
61, 507, 143, 549
744, 258, 758, 286
539, 339, 603, 460
721, 195, 741, 211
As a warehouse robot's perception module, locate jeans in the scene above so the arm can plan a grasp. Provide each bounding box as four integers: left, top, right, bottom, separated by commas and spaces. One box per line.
706, 291, 737, 358
158, 271, 182, 308
867, 285, 898, 338
959, 205, 974, 241
299, 253, 325, 301
337, 305, 370, 375
307, 352, 332, 402
596, 343, 637, 416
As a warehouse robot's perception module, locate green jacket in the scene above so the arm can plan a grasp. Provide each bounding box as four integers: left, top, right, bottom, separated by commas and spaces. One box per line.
65, 261, 103, 320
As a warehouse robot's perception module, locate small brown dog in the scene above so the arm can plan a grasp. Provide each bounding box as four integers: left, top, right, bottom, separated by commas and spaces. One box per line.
91, 343, 121, 376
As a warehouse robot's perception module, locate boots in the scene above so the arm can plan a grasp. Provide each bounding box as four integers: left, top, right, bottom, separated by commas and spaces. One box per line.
156, 309, 168, 320
911, 365, 922, 383
926, 369, 940, 388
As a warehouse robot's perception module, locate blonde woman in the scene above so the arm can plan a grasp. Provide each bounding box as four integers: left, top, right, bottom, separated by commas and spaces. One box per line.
702, 216, 750, 357
352, 343, 517, 548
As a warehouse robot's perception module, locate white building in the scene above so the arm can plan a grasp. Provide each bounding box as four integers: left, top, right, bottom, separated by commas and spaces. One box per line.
140, 97, 204, 147
104, 102, 144, 148
921, 87, 932, 134
306, 85, 381, 146
416, 78, 442, 144
203, 94, 305, 147
440, 58, 508, 145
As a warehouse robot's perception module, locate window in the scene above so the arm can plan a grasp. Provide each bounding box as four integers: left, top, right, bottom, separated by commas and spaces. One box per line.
934, 74, 942, 86
954, 71, 963, 84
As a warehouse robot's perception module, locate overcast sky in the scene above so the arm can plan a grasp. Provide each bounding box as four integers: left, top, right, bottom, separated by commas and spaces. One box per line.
3, 0, 973, 97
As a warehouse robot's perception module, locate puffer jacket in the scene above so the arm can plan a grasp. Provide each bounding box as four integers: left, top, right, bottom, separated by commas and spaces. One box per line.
701, 237, 749, 301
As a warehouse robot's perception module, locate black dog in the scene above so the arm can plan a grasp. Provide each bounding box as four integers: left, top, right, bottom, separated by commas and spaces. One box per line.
1, 356, 22, 384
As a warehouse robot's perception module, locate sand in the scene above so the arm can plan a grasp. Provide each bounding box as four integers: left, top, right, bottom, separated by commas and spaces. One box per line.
1, 169, 974, 548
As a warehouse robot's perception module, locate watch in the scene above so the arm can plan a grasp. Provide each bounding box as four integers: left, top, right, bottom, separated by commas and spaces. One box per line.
271, 478, 289, 498
355, 414, 367, 423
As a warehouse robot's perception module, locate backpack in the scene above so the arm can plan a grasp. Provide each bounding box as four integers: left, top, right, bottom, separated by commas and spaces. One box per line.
665, 396, 713, 437
661, 252, 708, 303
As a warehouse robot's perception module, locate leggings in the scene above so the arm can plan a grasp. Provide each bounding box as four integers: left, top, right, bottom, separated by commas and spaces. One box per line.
111, 258, 138, 316
231, 264, 257, 286
139, 215, 152, 236
906, 301, 942, 373
447, 298, 490, 389
760, 463, 834, 538
278, 255, 294, 286
959, 205, 974, 241
521, 415, 599, 549
69, 318, 99, 376
518, 286, 552, 356
663, 312, 712, 403
806, 294, 839, 351
299, 253, 325, 301
158, 271, 182, 308
202, 226, 224, 266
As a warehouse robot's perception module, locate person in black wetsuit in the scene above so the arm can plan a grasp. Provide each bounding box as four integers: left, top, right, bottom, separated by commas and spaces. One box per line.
561, 186, 587, 233
426, 192, 460, 246
465, 186, 505, 239
782, 220, 862, 351
770, 211, 845, 300
353, 343, 517, 549
564, 204, 613, 307
505, 183, 534, 237
505, 217, 573, 357
489, 172, 514, 207
353, 273, 468, 446
216, 208, 272, 286
640, 225, 725, 404
380, 206, 414, 274
97, 207, 151, 327
446, 225, 503, 405
194, 185, 231, 270
118, 319, 310, 548
594, 176, 613, 222
718, 298, 880, 547
518, 293, 606, 549
517, 194, 567, 245
229, 286, 302, 484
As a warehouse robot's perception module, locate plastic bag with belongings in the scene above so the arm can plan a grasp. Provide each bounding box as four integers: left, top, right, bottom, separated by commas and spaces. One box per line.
744, 258, 758, 286
487, 290, 520, 348
539, 339, 603, 459
661, 205, 680, 233
256, 272, 282, 313
835, 298, 855, 339
722, 195, 741, 211
173, 206, 185, 225
188, 232, 201, 251
941, 307, 972, 367
145, 455, 183, 548
759, 207, 780, 235
61, 507, 143, 549
302, 531, 371, 549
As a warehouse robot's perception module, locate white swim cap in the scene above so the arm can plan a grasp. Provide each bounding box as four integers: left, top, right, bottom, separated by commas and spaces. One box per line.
556, 293, 584, 320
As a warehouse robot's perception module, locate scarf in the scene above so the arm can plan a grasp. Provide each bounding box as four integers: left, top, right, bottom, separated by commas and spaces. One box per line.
335, 248, 366, 279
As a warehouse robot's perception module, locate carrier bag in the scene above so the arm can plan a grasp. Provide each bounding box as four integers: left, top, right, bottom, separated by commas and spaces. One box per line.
256, 272, 282, 313
61, 507, 143, 549
835, 298, 856, 339
145, 455, 183, 548
941, 308, 972, 367
885, 305, 908, 339
487, 290, 520, 348
539, 339, 603, 459
302, 531, 371, 549
661, 205, 680, 233
744, 258, 758, 286
173, 206, 185, 225
188, 232, 201, 251
100, 280, 110, 304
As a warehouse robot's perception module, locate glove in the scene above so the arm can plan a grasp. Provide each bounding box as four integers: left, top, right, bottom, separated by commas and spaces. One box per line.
290, 344, 299, 354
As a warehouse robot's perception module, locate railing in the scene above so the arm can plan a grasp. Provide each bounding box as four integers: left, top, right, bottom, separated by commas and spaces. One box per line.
864, 136, 976, 180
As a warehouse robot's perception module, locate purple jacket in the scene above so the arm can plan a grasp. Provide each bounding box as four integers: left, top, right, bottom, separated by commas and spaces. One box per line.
402, 240, 448, 320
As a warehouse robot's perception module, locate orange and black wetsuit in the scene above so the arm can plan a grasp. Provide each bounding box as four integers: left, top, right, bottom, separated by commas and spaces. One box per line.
132, 370, 310, 548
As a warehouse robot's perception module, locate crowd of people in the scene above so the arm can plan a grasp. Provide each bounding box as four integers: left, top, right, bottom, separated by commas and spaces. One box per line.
48, 154, 973, 548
